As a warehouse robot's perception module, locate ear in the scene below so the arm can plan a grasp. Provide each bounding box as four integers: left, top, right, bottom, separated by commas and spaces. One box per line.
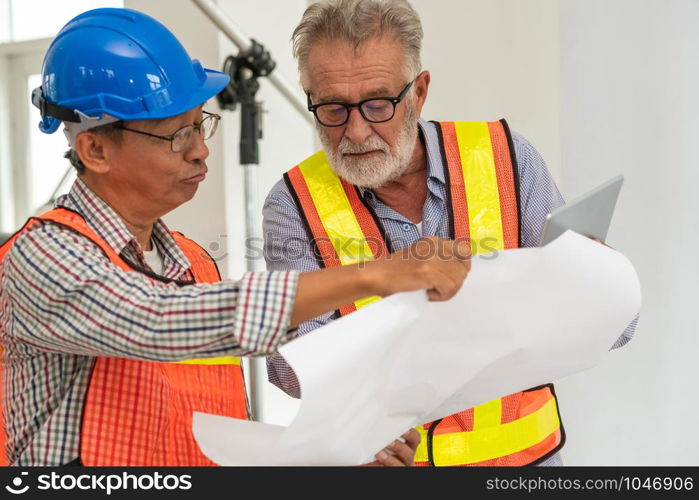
74, 131, 113, 175
413, 70, 431, 117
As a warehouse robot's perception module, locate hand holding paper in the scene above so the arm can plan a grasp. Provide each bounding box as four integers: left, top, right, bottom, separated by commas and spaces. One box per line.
194, 231, 641, 465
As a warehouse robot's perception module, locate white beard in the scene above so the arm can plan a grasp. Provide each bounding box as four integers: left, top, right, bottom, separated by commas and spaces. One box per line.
319, 102, 419, 189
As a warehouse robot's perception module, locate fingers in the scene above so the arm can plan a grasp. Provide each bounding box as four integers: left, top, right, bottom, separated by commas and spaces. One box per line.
454, 239, 473, 263
373, 429, 421, 467
426, 266, 462, 301
361, 460, 382, 467
374, 444, 412, 467
391, 440, 416, 466
374, 450, 404, 466
410, 236, 471, 263
424, 243, 471, 301
402, 428, 421, 451
380, 237, 472, 299
406, 236, 440, 264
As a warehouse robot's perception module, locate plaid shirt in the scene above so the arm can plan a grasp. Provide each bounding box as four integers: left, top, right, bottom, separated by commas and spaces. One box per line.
0, 177, 299, 466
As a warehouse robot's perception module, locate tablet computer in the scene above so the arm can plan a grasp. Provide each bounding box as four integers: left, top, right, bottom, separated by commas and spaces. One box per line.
539, 175, 624, 246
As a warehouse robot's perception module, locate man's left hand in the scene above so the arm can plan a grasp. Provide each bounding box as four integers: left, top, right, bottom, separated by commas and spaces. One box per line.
365, 429, 421, 467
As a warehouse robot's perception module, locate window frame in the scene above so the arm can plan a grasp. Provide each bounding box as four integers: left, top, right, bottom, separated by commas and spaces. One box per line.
0, 37, 55, 232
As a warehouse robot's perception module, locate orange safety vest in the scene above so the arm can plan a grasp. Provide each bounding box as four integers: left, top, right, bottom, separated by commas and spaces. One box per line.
0, 208, 247, 466
284, 120, 565, 466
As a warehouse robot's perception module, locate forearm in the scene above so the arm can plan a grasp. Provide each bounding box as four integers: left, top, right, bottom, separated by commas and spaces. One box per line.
4, 224, 298, 359
290, 263, 376, 327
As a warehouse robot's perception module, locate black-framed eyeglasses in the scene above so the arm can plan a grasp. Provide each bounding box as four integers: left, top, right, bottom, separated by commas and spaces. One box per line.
115, 111, 221, 153
307, 81, 414, 127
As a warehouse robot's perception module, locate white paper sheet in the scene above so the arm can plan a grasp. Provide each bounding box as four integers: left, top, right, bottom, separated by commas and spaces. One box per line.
193, 231, 641, 465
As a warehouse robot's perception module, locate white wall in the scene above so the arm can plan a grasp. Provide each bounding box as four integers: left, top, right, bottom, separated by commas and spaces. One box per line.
125, 0, 232, 275
416, 0, 561, 176
215, 0, 315, 423
557, 0, 699, 465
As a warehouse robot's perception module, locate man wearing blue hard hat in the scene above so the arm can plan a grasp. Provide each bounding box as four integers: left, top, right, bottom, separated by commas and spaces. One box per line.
0, 8, 472, 466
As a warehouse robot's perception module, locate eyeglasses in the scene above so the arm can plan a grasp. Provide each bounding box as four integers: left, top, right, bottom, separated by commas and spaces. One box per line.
115, 111, 221, 152
307, 81, 414, 127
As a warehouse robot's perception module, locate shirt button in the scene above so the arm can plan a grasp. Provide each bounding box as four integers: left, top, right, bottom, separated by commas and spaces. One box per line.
402, 223, 413, 232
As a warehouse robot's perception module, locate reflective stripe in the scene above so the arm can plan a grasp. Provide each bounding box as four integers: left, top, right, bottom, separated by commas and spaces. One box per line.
288, 122, 559, 467
487, 121, 520, 249
298, 152, 381, 310
170, 356, 241, 366
473, 398, 502, 429
440, 122, 471, 241
355, 295, 381, 309
454, 122, 505, 253
415, 397, 560, 465
298, 153, 377, 266
415, 425, 429, 462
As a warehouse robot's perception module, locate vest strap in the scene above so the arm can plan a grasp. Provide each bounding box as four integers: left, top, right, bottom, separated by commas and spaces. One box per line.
170, 357, 241, 366
288, 151, 389, 313
0, 208, 247, 465
284, 120, 559, 467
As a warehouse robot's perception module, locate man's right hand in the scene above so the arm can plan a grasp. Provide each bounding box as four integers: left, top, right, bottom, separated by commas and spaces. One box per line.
365, 236, 472, 301
291, 237, 471, 327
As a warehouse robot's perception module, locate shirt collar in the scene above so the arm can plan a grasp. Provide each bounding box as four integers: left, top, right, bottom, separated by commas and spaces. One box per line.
55, 177, 191, 273
358, 117, 446, 199
419, 117, 447, 185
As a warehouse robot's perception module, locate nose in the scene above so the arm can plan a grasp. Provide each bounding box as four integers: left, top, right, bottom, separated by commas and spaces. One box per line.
184, 128, 209, 162
343, 107, 372, 144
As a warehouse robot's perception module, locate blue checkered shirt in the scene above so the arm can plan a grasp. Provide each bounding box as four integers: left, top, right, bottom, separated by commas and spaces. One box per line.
262, 118, 638, 466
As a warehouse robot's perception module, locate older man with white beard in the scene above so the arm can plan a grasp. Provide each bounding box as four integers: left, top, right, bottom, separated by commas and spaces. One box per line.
263, 0, 637, 467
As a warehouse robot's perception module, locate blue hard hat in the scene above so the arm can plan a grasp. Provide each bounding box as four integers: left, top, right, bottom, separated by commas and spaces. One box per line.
33, 8, 230, 134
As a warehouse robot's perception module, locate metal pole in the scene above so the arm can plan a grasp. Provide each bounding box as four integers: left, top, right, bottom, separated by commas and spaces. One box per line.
192, 0, 314, 126
192, 0, 315, 421
243, 164, 260, 274
243, 163, 262, 420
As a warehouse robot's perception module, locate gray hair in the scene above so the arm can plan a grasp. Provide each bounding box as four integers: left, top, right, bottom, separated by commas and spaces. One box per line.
293, 0, 423, 89
64, 122, 123, 175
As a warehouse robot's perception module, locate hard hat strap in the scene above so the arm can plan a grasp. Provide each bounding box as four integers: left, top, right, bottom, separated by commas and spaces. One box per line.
31, 87, 80, 123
